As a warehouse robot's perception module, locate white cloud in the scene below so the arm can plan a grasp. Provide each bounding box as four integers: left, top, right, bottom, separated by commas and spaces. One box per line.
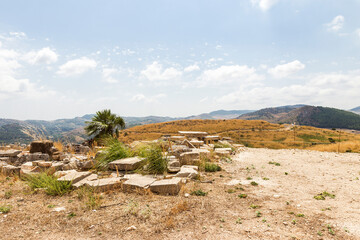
216, 70, 360, 109
57, 57, 97, 76
24, 47, 58, 65
130, 93, 166, 103
184, 64, 200, 72
102, 68, 118, 83
9, 32, 26, 38
141, 61, 182, 81
268, 60, 305, 78
122, 49, 135, 56
326, 15, 345, 32
197, 65, 263, 87
251, 0, 279, 11
0, 46, 54, 98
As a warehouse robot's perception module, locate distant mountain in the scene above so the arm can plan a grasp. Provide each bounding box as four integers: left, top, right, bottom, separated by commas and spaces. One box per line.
0, 109, 253, 144
238, 105, 360, 130
186, 109, 254, 120
351, 106, 360, 114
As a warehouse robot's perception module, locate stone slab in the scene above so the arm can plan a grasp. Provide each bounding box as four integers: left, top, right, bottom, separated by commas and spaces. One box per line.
122, 175, 156, 193
150, 178, 182, 195
1, 165, 20, 176
84, 177, 122, 192
108, 157, 144, 171
56, 170, 91, 184
0, 150, 21, 157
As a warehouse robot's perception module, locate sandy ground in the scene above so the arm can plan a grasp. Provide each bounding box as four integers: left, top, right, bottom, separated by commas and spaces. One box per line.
1, 147, 360, 239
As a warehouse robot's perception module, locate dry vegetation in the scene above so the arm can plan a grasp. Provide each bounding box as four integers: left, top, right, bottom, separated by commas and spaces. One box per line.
118, 119, 360, 153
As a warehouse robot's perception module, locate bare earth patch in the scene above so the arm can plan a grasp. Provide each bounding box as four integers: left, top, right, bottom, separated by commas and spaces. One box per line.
1, 147, 360, 239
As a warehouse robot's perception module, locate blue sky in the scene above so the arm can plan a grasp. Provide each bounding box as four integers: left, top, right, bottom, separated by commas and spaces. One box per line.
1, 0, 360, 120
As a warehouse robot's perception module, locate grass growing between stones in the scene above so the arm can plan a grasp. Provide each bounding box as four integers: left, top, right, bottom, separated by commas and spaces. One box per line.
23, 172, 73, 196
95, 138, 133, 170
76, 186, 102, 210
137, 143, 167, 174
314, 191, 336, 200
204, 162, 221, 172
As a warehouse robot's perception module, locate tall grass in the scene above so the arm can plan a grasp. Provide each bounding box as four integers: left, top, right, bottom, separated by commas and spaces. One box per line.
134, 143, 167, 174
95, 137, 133, 170
24, 172, 72, 196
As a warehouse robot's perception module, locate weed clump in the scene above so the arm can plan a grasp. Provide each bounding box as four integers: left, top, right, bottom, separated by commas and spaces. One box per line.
24, 172, 72, 196
140, 143, 167, 174
314, 191, 335, 200
76, 186, 102, 210
250, 181, 258, 186
204, 162, 221, 172
191, 189, 207, 196
0, 205, 11, 213
95, 138, 133, 170
238, 194, 247, 198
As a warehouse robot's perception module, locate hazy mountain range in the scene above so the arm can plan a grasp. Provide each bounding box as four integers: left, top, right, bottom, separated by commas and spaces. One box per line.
0, 106, 359, 144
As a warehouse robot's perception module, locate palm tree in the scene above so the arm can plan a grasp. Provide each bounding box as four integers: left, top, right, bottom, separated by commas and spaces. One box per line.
85, 109, 125, 139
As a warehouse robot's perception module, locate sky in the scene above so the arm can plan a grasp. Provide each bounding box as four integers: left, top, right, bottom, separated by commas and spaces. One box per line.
1, 0, 360, 120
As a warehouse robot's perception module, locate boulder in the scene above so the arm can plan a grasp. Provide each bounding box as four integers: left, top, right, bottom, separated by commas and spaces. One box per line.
30, 140, 54, 155
76, 160, 94, 170
108, 157, 144, 171
150, 178, 183, 195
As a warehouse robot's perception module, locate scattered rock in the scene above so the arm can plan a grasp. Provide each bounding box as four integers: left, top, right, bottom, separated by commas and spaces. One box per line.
55, 170, 92, 184
175, 165, 199, 179
126, 225, 137, 231
122, 175, 156, 193
179, 152, 200, 165
30, 141, 54, 155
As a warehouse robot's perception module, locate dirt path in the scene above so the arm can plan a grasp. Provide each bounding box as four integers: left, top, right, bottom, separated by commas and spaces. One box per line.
1, 148, 359, 239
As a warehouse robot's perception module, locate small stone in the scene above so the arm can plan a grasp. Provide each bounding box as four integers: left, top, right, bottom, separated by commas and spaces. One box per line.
126, 225, 137, 231
185, 193, 190, 198
52, 207, 66, 212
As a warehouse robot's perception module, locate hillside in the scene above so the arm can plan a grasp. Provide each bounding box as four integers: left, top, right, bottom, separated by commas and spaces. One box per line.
238, 105, 360, 130
118, 119, 360, 153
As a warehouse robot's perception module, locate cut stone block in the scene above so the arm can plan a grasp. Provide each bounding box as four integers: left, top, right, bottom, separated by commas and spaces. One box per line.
30, 140, 54, 155
179, 152, 200, 166
72, 173, 98, 188
167, 159, 181, 173
108, 157, 144, 171
150, 178, 183, 195
21, 162, 34, 170
84, 177, 122, 192
122, 175, 156, 193
56, 170, 91, 184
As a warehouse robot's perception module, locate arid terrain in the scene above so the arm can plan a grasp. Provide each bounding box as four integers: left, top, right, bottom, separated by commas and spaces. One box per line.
1, 147, 359, 239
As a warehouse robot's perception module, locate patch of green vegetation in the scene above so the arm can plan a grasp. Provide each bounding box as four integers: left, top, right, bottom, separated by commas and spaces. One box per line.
255, 211, 262, 217
227, 189, 235, 193
296, 213, 305, 217
0, 205, 11, 213
246, 177, 252, 180
250, 181, 258, 186
213, 142, 235, 151
204, 162, 221, 172
4, 191, 12, 199
285, 172, 288, 175
141, 143, 167, 174
262, 177, 269, 180
327, 224, 335, 235
238, 194, 247, 198
314, 191, 335, 200
47, 204, 56, 208
67, 212, 76, 218
191, 189, 207, 196
297, 133, 327, 142
250, 204, 260, 209
24, 172, 72, 196
76, 186, 102, 210
268, 161, 281, 166
236, 217, 242, 224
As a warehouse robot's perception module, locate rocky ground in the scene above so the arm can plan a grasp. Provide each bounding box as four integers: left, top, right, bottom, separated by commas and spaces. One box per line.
1, 147, 360, 239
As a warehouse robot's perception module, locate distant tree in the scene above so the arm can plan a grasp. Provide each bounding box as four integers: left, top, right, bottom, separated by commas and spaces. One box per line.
85, 109, 125, 139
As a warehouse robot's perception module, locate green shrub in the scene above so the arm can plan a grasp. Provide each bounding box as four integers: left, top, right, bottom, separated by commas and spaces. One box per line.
204, 162, 221, 172
238, 194, 247, 198
24, 172, 72, 196
95, 138, 133, 170
213, 142, 235, 151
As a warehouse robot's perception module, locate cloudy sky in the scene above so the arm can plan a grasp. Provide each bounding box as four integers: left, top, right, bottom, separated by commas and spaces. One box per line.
1, 0, 360, 120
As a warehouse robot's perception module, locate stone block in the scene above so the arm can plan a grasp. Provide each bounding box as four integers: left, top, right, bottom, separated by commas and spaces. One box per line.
84, 177, 122, 192
108, 157, 144, 171
55, 170, 92, 184
150, 178, 183, 195
0, 150, 21, 157
1, 165, 20, 176
179, 152, 200, 166
175, 165, 199, 179
122, 175, 156, 193
30, 141, 54, 155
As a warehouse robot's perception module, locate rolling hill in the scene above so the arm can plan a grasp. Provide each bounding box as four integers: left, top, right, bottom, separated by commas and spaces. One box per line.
238, 105, 360, 130
351, 106, 360, 114
0, 109, 252, 144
